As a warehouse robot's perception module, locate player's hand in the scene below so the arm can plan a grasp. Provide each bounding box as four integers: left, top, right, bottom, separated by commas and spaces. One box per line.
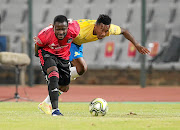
33, 36, 40, 43
33, 36, 37, 43
135, 44, 150, 55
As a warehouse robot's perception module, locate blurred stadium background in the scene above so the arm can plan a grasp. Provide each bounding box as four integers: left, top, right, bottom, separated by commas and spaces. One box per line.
0, 0, 180, 86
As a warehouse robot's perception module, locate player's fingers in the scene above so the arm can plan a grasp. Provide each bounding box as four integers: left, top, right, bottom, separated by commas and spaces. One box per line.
141, 51, 146, 54
142, 48, 150, 54
139, 50, 144, 54
141, 49, 148, 54
138, 47, 147, 54
142, 49, 148, 54
144, 48, 150, 54
141, 48, 145, 53
138, 49, 144, 54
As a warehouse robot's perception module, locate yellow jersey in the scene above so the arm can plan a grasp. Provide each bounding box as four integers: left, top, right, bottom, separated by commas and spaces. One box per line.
73, 19, 121, 45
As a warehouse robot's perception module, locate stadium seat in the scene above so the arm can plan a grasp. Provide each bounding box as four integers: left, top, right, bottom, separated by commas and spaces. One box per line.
171, 2, 180, 36
147, 8, 155, 23
41, 9, 49, 24
127, 7, 141, 41
93, 37, 122, 68
65, 0, 86, 20
169, 8, 177, 23
164, 26, 172, 42
1, 3, 27, 33
151, 0, 171, 42
115, 41, 139, 68
87, 0, 109, 19
83, 41, 100, 67
110, 0, 130, 25
46, 0, 52, 4
45, 0, 65, 22
0, 0, 9, 4
21, 9, 28, 24
33, 0, 49, 25
0, 9, 7, 24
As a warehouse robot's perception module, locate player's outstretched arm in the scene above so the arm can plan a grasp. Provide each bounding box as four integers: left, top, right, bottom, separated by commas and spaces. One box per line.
121, 28, 150, 55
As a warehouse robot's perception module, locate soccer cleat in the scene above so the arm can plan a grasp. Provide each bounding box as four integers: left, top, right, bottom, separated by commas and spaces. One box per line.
52, 109, 64, 116
38, 101, 52, 115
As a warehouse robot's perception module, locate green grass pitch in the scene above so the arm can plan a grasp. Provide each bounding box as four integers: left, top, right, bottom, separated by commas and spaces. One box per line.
0, 102, 180, 130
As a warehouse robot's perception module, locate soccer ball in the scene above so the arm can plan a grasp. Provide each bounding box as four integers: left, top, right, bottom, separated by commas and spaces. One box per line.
89, 98, 108, 116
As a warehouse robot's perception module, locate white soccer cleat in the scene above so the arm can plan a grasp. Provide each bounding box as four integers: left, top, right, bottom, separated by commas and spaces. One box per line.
38, 101, 52, 115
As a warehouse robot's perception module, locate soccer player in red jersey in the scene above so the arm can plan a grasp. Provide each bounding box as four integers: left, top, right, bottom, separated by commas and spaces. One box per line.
34, 15, 79, 116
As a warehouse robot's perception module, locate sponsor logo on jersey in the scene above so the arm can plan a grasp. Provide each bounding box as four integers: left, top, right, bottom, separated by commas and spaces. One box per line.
51, 43, 56, 46
49, 43, 68, 49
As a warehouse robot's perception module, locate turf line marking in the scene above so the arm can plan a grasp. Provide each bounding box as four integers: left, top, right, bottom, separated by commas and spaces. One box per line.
60, 102, 180, 104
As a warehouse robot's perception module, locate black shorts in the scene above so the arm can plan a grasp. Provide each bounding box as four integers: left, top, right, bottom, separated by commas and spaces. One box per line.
38, 49, 70, 86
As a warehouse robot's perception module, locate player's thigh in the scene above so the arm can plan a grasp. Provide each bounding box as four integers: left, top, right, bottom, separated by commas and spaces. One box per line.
43, 58, 58, 75
38, 49, 58, 74
57, 59, 71, 86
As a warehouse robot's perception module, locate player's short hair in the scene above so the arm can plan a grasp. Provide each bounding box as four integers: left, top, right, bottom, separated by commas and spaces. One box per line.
96, 14, 111, 25
53, 15, 68, 25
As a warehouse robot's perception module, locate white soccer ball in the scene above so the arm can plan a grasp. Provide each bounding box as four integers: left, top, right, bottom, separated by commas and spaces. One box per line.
89, 98, 108, 116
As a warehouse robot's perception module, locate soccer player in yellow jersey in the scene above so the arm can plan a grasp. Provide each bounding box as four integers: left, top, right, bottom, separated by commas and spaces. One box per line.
38, 14, 150, 114
70, 14, 149, 80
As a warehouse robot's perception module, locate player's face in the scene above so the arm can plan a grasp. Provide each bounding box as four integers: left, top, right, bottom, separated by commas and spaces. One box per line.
53, 21, 68, 40
95, 23, 110, 39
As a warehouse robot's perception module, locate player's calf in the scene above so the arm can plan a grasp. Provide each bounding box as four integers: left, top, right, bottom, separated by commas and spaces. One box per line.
48, 70, 59, 110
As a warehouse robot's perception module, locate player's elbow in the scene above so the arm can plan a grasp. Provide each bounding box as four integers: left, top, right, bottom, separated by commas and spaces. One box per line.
121, 28, 129, 35
35, 52, 39, 57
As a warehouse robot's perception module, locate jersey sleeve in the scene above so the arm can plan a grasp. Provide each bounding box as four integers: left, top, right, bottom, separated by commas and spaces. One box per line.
36, 26, 52, 47
36, 32, 47, 47
70, 20, 80, 38
108, 24, 122, 36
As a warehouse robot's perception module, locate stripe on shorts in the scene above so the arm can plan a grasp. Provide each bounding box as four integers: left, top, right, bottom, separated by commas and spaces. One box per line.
38, 49, 44, 66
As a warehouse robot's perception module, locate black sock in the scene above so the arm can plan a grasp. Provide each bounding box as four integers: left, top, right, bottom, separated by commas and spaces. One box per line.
48, 71, 59, 109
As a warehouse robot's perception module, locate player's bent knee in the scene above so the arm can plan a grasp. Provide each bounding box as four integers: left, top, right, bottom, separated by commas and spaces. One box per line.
47, 66, 58, 74
59, 85, 69, 92
48, 70, 59, 79
78, 64, 87, 75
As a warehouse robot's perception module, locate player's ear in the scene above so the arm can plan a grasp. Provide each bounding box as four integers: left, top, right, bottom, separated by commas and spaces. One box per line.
53, 25, 55, 31
94, 24, 97, 29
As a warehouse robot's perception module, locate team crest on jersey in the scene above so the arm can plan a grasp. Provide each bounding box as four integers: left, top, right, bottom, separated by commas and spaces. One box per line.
67, 38, 73, 43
